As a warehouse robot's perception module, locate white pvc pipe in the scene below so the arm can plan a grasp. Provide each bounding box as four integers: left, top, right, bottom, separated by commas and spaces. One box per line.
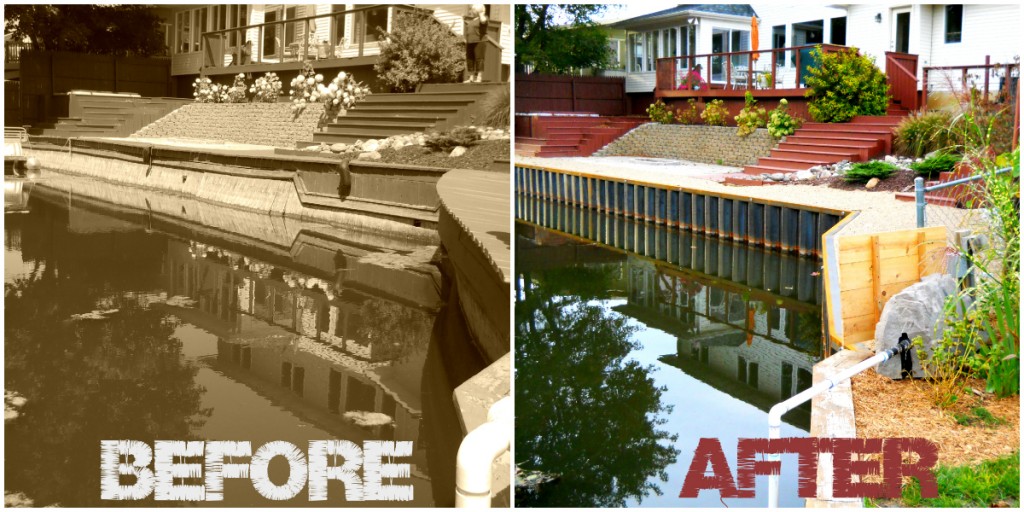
455, 396, 513, 508
766, 335, 910, 508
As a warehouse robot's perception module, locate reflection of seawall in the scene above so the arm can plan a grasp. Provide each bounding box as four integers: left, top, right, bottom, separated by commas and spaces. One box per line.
24, 138, 438, 243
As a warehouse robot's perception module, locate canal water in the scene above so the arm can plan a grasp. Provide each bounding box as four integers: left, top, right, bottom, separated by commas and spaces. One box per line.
514, 197, 829, 508
4, 176, 485, 507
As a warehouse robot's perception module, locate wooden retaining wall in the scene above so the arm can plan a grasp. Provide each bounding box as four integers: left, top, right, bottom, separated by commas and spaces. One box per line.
830, 226, 948, 345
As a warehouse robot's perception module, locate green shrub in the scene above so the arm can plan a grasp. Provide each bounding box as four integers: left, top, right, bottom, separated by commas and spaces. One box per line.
479, 85, 510, 128
910, 152, 961, 178
674, 99, 699, 124
804, 46, 890, 122
374, 10, 465, 92
843, 161, 897, 183
735, 91, 766, 137
424, 126, 480, 152
646, 99, 674, 124
894, 110, 954, 157
766, 98, 802, 138
700, 99, 727, 126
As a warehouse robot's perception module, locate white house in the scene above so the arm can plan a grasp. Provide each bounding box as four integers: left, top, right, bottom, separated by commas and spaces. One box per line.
610, 4, 1019, 106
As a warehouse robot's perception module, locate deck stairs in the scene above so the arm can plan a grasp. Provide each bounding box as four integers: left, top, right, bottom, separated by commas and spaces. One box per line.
514, 116, 646, 157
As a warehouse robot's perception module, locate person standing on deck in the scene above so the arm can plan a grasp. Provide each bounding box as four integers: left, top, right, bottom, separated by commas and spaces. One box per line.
464, 4, 488, 82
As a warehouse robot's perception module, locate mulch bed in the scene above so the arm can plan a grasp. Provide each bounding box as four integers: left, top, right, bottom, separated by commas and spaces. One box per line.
775, 169, 920, 193
335, 139, 509, 172
851, 369, 1019, 468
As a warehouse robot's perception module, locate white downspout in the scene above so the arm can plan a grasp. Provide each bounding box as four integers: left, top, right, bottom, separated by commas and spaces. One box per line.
455, 395, 513, 508
766, 334, 912, 508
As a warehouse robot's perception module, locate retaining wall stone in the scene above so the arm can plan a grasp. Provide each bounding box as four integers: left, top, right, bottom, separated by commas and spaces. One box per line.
133, 103, 324, 148
594, 123, 774, 167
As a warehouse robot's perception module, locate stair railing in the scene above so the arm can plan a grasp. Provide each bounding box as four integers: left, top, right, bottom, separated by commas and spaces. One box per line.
885, 52, 919, 111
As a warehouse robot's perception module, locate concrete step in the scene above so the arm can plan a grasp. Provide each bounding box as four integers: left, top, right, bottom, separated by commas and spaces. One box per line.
850, 115, 906, 125
776, 142, 872, 161
894, 192, 958, 207
326, 119, 435, 130
338, 113, 451, 123
351, 105, 460, 115
783, 135, 881, 147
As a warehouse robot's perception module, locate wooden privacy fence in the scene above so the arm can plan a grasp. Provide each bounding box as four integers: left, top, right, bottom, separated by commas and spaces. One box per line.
514, 73, 627, 116
831, 226, 948, 345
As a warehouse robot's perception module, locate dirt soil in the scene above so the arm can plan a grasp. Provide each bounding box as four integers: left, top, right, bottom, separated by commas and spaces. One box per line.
851, 369, 1020, 468
337, 139, 509, 172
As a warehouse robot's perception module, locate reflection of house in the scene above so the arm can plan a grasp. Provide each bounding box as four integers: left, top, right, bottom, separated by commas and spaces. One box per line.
619, 257, 819, 423
165, 4, 512, 90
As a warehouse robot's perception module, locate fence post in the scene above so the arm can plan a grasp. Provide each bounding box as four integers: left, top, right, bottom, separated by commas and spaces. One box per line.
914, 176, 926, 228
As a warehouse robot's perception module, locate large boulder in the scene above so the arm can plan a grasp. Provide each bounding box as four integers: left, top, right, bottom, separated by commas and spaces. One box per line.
874, 273, 959, 379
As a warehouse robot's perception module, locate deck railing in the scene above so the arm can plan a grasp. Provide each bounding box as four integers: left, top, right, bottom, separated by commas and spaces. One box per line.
654, 44, 847, 94
5, 41, 29, 64
201, 4, 426, 69
921, 56, 1020, 107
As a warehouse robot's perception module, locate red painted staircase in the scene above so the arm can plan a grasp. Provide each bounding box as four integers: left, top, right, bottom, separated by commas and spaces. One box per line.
515, 116, 645, 157
893, 164, 984, 208
742, 115, 906, 177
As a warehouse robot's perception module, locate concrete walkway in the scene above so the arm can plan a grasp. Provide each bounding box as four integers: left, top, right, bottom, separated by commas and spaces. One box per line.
516, 155, 980, 237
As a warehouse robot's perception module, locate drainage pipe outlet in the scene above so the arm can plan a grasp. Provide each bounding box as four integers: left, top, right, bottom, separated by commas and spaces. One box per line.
455, 395, 513, 508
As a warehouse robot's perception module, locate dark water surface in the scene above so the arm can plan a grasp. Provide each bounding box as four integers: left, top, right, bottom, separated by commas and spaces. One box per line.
4, 177, 482, 507
514, 197, 831, 508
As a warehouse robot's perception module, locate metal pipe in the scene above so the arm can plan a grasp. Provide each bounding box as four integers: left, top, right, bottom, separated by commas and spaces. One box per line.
766, 334, 912, 508
455, 396, 513, 508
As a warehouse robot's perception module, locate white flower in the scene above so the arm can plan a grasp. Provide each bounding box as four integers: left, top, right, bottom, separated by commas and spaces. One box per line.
338, 71, 347, 80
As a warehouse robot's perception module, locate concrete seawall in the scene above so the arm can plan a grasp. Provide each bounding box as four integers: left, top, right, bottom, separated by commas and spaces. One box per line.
24, 138, 440, 245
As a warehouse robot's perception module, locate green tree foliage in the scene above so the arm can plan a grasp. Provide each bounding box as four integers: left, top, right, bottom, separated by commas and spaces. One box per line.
515, 4, 610, 74
4, 4, 166, 56
804, 46, 890, 122
373, 9, 465, 92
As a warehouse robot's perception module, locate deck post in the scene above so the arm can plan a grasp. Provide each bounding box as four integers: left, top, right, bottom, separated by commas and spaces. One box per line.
915, 177, 926, 228
983, 55, 990, 103
770, 51, 777, 89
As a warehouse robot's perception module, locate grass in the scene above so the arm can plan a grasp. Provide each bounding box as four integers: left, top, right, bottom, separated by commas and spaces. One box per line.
865, 452, 1020, 508
952, 406, 1007, 427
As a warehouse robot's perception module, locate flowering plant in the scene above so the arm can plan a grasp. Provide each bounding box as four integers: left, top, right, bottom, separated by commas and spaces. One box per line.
193, 77, 217, 103
250, 72, 282, 103
227, 73, 248, 103
289, 62, 370, 116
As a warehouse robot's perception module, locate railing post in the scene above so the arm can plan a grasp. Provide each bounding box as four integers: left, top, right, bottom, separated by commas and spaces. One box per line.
983, 55, 990, 103
921, 67, 928, 109
770, 50, 777, 89
915, 177, 926, 228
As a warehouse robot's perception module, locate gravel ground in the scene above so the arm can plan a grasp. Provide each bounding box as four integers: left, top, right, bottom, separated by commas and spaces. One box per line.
516, 155, 978, 237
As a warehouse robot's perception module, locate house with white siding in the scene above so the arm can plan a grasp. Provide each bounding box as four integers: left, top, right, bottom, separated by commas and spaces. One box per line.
165, 4, 512, 94
610, 3, 1019, 110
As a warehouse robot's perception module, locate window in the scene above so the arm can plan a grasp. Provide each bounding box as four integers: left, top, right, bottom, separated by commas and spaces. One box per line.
945, 5, 963, 43
664, 28, 677, 58
710, 28, 750, 82
364, 7, 387, 43
830, 16, 846, 45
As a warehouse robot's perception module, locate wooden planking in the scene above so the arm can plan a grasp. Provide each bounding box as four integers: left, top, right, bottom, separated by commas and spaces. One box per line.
835, 226, 949, 343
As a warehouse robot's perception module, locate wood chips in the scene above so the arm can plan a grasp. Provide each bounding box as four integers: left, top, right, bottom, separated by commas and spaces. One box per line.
851, 370, 1020, 468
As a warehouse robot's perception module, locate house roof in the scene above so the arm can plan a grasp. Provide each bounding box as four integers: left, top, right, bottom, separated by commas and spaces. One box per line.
610, 4, 758, 29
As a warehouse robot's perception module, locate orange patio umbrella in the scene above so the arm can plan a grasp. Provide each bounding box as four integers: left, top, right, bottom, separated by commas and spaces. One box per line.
751, 16, 759, 62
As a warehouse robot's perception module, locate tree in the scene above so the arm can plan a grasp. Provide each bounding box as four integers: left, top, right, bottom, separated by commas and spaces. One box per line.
514, 4, 610, 74
374, 9, 465, 93
4, 4, 166, 57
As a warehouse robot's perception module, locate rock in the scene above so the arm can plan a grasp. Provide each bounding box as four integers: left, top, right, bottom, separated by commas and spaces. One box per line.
794, 170, 814, 181
450, 146, 468, 158
874, 274, 961, 379
808, 165, 824, 173
923, 150, 941, 159
770, 173, 785, 181
320, 150, 334, 156
884, 155, 898, 163
415, 135, 426, 146
865, 177, 880, 189
330, 143, 347, 153
361, 139, 380, 152
357, 151, 382, 161
782, 173, 793, 182
303, 145, 320, 152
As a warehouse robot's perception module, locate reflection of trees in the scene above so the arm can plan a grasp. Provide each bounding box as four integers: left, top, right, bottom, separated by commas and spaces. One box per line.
515, 264, 679, 508
4, 228, 210, 506
357, 298, 432, 363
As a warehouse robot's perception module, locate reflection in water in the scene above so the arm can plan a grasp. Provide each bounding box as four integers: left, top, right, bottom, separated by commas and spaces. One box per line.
515, 203, 826, 507
4, 188, 478, 507
515, 263, 679, 508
